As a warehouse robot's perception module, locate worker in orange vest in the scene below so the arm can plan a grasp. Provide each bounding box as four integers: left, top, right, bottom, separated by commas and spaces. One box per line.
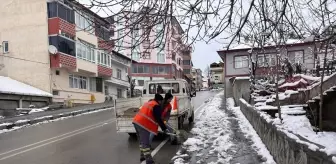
149, 93, 174, 146
133, 94, 171, 164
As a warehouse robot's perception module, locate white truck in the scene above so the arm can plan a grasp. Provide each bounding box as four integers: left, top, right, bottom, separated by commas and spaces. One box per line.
114, 79, 196, 136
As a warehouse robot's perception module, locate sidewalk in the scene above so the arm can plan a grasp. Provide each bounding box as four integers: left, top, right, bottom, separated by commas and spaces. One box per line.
0, 102, 113, 130
171, 92, 276, 164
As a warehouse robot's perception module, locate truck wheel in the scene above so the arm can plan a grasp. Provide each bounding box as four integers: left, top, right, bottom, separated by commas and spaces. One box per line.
188, 111, 195, 124
128, 133, 137, 138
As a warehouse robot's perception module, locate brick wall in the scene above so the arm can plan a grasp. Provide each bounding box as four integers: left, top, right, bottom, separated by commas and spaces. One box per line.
48, 18, 60, 35
98, 65, 112, 77
59, 18, 76, 37
98, 38, 114, 53
48, 18, 76, 37
59, 53, 76, 69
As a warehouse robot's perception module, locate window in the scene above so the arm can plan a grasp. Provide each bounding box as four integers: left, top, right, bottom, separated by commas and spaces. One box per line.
132, 65, 150, 73
132, 52, 140, 61
152, 65, 170, 74
2, 41, 9, 53
138, 80, 144, 86
288, 50, 304, 64
257, 54, 276, 67
97, 51, 110, 66
60, 31, 74, 40
76, 40, 96, 63
96, 77, 103, 92
234, 56, 249, 68
183, 69, 190, 74
117, 88, 122, 98
52, 90, 59, 96
49, 36, 75, 56
117, 69, 122, 79
157, 52, 165, 63
148, 83, 180, 94
69, 75, 87, 89
183, 60, 190, 65
47, 2, 74, 23
75, 11, 93, 33
56, 70, 60, 75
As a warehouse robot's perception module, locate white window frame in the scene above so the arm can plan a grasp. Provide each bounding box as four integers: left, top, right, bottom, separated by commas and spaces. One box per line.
2, 41, 9, 53
76, 40, 96, 63
257, 54, 276, 67
75, 11, 94, 33
117, 69, 122, 79
69, 75, 88, 90
234, 55, 249, 69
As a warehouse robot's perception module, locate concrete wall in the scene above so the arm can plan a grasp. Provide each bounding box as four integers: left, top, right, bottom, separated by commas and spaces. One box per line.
232, 79, 250, 104
239, 99, 335, 164
225, 51, 250, 77
0, 0, 51, 93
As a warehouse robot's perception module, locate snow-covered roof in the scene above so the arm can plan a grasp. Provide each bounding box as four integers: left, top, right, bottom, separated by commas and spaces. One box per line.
230, 43, 252, 50
0, 76, 52, 97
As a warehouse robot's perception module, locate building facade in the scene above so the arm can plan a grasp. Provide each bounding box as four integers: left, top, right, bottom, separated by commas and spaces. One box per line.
210, 62, 224, 87
114, 10, 185, 88
191, 68, 203, 91
47, 0, 115, 104
217, 41, 315, 97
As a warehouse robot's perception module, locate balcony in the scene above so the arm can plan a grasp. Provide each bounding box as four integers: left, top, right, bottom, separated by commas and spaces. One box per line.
98, 65, 113, 77
76, 58, 98, 76
98, 39, 115, 53
106, 77, 130, 87
50, 53, 77, 69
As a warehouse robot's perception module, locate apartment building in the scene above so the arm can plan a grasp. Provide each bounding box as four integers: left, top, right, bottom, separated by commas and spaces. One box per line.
210, 62, 224, 86
47, 0, 117, 104
182, 45, 193, 79
114, 9, 185, 88
191, 68, 202, 91
217, 40, 315, 97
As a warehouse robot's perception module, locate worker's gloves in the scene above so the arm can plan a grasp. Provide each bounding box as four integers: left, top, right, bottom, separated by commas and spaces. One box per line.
164, 129, 172, 134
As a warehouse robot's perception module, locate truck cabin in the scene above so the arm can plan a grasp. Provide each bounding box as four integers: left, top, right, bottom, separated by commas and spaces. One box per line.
142, 80, 193, 97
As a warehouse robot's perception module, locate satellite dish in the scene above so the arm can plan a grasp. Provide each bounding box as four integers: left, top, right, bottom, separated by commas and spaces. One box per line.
48, 45, 58, 55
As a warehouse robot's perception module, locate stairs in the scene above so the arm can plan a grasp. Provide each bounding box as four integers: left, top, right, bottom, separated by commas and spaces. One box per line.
304, 86, 336, 131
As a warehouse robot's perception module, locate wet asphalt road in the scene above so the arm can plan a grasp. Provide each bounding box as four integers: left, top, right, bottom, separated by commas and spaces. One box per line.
0, 90, 221, 164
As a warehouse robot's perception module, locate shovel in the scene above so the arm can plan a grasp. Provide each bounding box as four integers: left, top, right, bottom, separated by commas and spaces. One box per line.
165, 123, 189, 145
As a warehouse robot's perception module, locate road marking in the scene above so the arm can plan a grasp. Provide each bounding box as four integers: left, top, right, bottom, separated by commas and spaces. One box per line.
0, 119, 114, 159
141, 138, 169, 164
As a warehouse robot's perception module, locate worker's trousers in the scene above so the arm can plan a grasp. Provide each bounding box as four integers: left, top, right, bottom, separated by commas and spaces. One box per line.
133, 123, 154, 164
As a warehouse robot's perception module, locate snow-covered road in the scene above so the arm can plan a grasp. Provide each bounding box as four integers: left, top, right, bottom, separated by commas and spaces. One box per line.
172, 92, 276, 164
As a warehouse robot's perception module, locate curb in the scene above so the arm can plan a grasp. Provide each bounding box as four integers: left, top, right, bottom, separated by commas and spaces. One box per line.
0, 106, 113, 133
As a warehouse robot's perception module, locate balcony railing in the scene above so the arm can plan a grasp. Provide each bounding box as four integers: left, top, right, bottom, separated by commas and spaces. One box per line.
106, 77, 130, 87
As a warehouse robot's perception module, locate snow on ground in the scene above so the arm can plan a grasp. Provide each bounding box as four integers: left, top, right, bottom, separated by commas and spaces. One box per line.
28, 107, 49, 114
0, 76, 52, 97
227, 98, 276, 164
241, 98, 336, 158
0, 108, 112, 134
172, 92, 272, 164
172, 92, 233, 164
0, 116, 4, 119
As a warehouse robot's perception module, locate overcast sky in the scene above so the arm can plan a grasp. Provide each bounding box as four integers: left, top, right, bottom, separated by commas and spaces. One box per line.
79, 0, 223, 73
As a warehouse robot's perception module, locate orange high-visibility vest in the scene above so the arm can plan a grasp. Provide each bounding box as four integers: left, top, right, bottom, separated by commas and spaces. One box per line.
133, 100, 159, 135
161, 104, 172, 119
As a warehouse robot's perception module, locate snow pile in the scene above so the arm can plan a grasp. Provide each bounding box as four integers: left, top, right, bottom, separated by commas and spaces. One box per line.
0, 108, 112, 134
172, 92, 234, 164
241, 98, 336, 157
0, 116, 4, 119
294, 74, 321, 81
227, 98, 276, 164
281, 114, 336, 155
279, 79, 307, 88
0, 76, 52, 97
28, 107, 49, 114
